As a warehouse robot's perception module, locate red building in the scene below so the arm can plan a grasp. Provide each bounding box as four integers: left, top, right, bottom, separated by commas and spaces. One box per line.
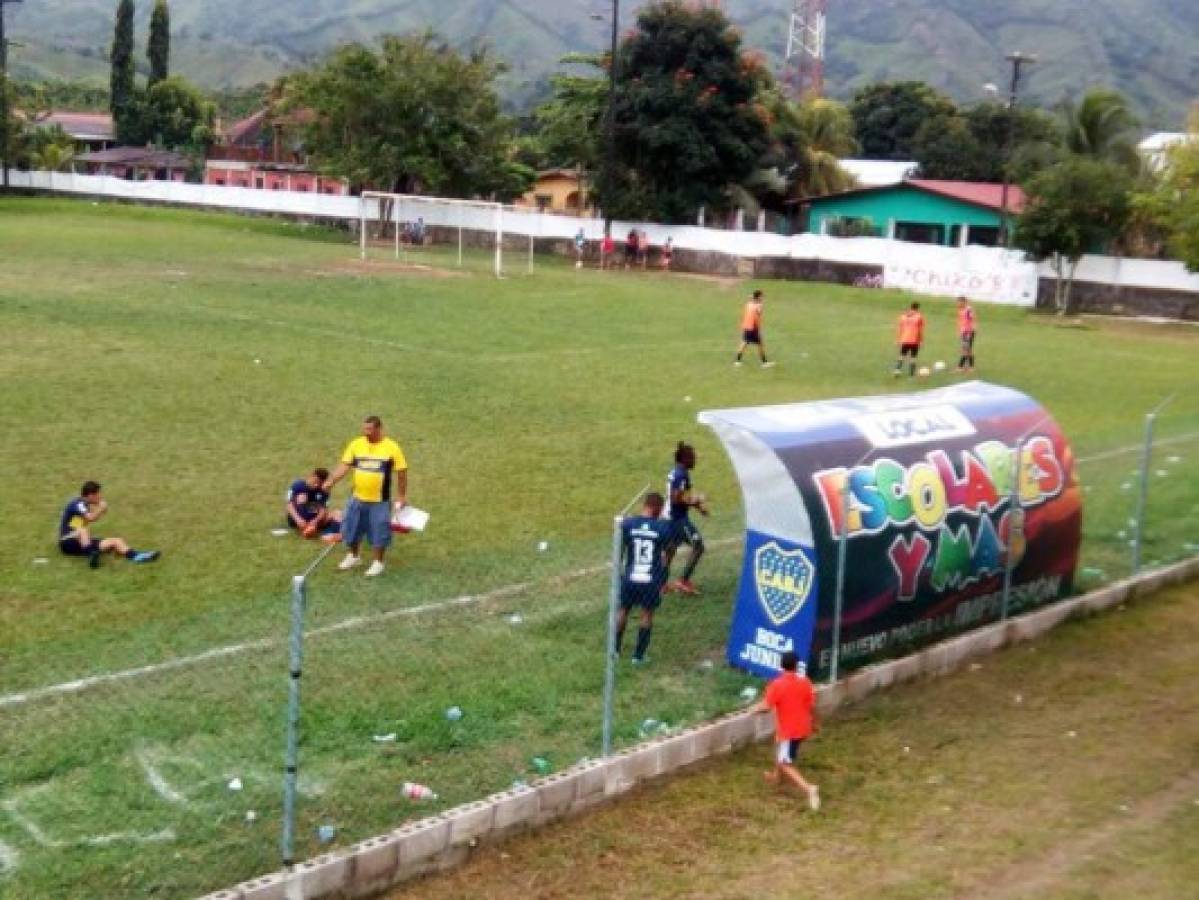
204, 109, 347, 195
74, 147, 191, 181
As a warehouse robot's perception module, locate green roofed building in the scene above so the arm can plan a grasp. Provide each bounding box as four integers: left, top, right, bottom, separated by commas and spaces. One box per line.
803, 180, 1027, 248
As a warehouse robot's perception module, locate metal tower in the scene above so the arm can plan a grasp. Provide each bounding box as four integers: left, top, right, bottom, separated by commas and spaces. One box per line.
785, 0, 827, 98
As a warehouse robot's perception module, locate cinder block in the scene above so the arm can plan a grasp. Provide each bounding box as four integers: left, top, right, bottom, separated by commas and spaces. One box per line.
199, 891, 243, 900
888, 653, 923, 685
446, 800, 495, 847
492, 788, 539, 833
238, 872, 288, 900
752, 711, 775, 741
845, 667, 879, 702
704, 718, 734, 756
572, 760, 607, 809
395, 817, 450, 871
814, 681, 845, 716
1080, 584, 1127, 613
725, 713, 757, 749
613, 745, 661, 787
660, 731, 702, 771
345, 834, 401, 898
535, 771, 580, 821
1130, 570, 1167, 598
287, 852, 349, 898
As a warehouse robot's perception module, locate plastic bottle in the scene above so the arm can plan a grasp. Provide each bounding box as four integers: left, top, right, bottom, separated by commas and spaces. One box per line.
445, 706, 463, 722
401, 781, 439, 801
530, 756, 551, 776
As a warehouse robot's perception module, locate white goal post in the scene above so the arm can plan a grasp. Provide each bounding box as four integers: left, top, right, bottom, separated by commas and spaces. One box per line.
359, 191, 505, 277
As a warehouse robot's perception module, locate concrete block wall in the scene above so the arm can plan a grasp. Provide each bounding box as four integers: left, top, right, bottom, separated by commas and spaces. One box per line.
201, 555, 1199, 900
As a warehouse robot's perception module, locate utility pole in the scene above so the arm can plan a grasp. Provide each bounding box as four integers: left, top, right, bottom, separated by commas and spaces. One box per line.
999, 50, 1037, 247
0, 0, 23, 190
602, 0, 619, 236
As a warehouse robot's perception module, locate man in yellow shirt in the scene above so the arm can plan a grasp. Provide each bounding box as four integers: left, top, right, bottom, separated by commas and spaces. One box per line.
323, 415, 409, 577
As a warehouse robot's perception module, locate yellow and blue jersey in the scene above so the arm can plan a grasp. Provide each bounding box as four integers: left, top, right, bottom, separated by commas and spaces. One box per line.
59, 497, 90, 541
341, 437, 407, 503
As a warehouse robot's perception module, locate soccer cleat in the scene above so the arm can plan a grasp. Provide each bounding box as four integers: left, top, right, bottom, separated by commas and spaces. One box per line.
761, 361, 776, 368
131, 550, 160, 564
807, 785, 821, 811
631, 656, 647, 666
733, 360, 743, 367
364, 560, 385, 577
672, 579, 700, 596
892, 369, 901, 378
337, 554, 361, 571
88, 552, 102, 569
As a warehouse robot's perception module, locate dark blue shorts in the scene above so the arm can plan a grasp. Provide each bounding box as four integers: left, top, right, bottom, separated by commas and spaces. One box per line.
60, 536, 98, 556
342, 498, 392, 548
742, 328, 761, 344
621, 580, 664, 610
665, 518, 702, 551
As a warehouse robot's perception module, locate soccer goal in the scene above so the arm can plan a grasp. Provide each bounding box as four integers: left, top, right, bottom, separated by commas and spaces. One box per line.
359, 191, 505, 277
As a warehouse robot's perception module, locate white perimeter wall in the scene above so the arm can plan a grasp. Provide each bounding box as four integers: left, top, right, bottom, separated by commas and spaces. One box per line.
10, 169, 1199, 307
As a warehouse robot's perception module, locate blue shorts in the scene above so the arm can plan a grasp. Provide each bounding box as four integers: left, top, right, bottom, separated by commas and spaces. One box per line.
665, 518, 702, 551
620, 580, 664, 611
342, 498, 392, 548
742, 328, 761, 344
60, 536, 99, 556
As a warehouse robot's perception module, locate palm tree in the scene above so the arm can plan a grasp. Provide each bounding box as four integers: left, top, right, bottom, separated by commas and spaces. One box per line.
32, 142, 77, 173
1059, 88, 1140, 172
789, 98, 859, 199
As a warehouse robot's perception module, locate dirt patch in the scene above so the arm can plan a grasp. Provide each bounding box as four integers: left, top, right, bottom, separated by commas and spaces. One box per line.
673, 271, 745, 289
322, 257, 463, 279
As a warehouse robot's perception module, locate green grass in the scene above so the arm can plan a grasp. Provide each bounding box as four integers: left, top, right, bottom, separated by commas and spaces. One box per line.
385, 582, 1199, 900
0, 197, 1196, 897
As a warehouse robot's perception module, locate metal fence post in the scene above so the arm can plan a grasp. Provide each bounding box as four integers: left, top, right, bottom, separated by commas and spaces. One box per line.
281, 574, 307, 868
1000, 437, 1025, 621
601, 515, 623, 757
828, 477, 851, 684
1132, 412, 1156, 574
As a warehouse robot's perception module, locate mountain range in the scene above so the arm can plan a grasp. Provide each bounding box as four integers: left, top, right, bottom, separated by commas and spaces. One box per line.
7, 0, 1197, 128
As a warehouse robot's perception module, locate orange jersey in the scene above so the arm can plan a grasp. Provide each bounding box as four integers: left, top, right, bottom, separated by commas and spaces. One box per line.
764, 671, 815, 741
958, 304, 976, 335
741, 300, 762, 331
897, 311, 924, 345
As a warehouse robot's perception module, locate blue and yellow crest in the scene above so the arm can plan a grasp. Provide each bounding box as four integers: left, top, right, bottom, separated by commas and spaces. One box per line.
753, 541, 815, 626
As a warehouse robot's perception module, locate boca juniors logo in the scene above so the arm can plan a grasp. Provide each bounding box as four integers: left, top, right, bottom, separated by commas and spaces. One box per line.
754, 542, 815, 626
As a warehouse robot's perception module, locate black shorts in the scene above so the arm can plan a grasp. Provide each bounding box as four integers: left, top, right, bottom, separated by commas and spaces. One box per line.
60, 536, 98, 556
742, 328, 761, 345
960, 332, 976, 351
664, 518, 703, 552
900, 343, 920, 358
620, 581, 664, 611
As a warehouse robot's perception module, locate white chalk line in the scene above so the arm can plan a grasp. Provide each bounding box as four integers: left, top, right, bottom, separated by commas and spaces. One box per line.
0, 537, 740, 713
1075, 431, 1199, 465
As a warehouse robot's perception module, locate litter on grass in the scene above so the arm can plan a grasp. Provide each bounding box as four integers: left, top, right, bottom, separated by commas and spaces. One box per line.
317, 825, 336, 844
505, 613, 523, 626
372, 733, 397, 743
445, 706, 463, 722
739, 686, 758, 702
227, 778, 243, 792
270, 528, 289, 537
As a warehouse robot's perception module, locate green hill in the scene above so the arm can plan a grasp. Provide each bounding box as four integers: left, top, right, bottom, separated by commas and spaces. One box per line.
6, 0, 1197, 127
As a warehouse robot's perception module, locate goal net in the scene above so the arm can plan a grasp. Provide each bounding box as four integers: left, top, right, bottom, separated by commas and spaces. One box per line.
359, 192, 505, 277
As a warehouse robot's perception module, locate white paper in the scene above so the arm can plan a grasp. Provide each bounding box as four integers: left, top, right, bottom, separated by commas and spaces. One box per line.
392, 505, 429, 532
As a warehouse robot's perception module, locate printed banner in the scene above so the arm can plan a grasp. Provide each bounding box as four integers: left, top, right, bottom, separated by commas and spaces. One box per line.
699, 382, 1082, 680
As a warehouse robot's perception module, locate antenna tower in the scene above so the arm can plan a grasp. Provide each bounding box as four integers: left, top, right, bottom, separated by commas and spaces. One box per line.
785, 0, 827, 98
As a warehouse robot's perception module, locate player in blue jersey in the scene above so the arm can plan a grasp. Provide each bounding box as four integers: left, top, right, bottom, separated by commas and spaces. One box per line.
615, 492, 671, 664
285, 467, 342, 540
58, 480, 160, 568
664, 442, 708, 595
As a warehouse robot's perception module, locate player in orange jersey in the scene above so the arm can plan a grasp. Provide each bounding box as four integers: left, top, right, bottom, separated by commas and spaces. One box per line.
893, 301, 925, 377
734, 289, 774, 368
956, 296, 976, 372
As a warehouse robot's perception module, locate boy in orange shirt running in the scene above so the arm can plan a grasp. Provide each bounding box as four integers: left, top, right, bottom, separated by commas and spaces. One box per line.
734, 289, 775, 368
755, 651, 820, 810
893, 301, 925, 378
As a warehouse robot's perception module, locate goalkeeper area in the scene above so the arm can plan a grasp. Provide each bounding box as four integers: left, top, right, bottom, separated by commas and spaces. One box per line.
1, 197, 1197, 898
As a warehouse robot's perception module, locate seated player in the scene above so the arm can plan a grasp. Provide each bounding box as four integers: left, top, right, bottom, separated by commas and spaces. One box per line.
58, 480, 160, 568
286, 467, 342, 540
615, 492, 671, 665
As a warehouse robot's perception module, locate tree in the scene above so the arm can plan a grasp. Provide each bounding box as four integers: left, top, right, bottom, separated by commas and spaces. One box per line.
1059, 88, 1140, 172
124, 76, 215, 150
912, 114, 986, 180
1134, 119, 1199, 269
849, 81, 956, 161
290, 34, 530, 199
110, 0, 136, 130
913, 103, 1061, 182
1014, 158, 1132, 315
532, 55, 607, 173
148, 0, 170, 87
599, 0, 772, 222
28, 127, 77, 172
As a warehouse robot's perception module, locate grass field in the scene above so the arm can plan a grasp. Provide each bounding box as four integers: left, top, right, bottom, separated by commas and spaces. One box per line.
387, 582, 1199, 900
0, 197, 1197, 897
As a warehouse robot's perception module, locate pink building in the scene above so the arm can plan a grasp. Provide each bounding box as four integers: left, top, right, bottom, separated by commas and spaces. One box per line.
203, 109, 348, 195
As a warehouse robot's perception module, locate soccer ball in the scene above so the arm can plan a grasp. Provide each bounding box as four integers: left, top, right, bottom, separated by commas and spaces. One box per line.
917, 366, 931, 378
575, 260, 583, 269
933, 360, 946, 372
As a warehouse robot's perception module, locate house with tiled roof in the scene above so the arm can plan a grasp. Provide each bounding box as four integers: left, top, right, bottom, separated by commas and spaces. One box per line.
803, 179, 1027, 247
204, 108, 347, 195
24, 111, 116, 153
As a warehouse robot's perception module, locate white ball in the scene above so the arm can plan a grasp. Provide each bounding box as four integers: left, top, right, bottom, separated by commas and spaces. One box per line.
918, 366, 931, 378
933, 361, 946, 372
537, 541, 549, 552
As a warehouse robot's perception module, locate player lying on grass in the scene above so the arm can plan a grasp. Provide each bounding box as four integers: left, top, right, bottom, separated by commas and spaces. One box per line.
286, 467, 343, 542
615, 492, 671, 665
754, 651, 820, 810
58, 480, 160, 568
